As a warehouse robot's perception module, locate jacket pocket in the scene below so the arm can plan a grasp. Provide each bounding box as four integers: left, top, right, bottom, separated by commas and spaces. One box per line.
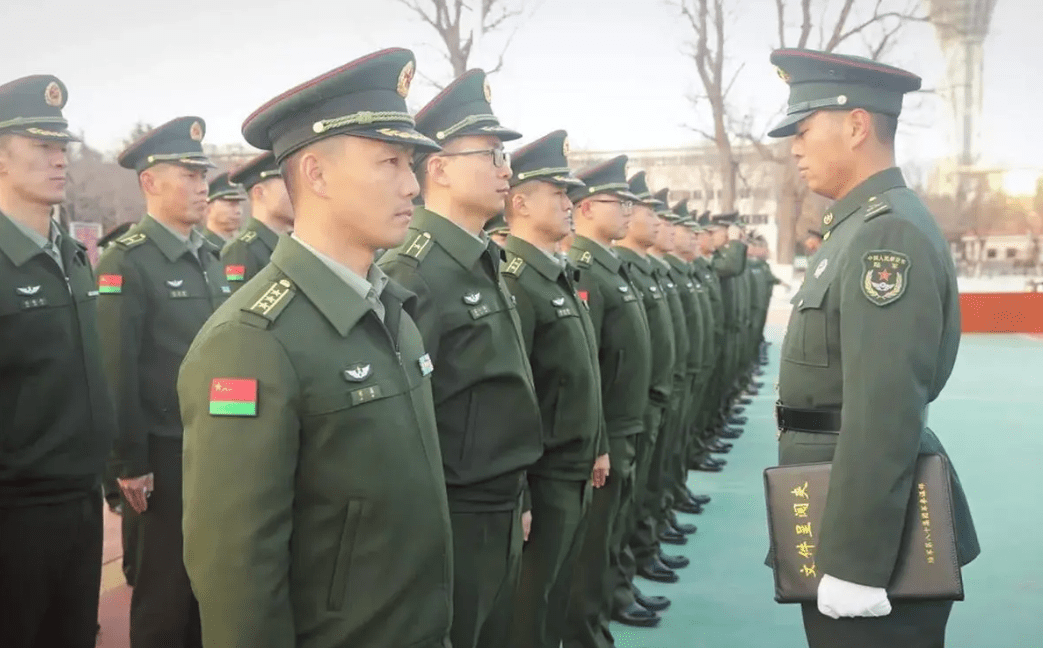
328, 499, 365, 612
782, 283, 830, 368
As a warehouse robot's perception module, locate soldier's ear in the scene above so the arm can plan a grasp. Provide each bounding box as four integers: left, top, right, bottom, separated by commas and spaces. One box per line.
845, 109, 873, 150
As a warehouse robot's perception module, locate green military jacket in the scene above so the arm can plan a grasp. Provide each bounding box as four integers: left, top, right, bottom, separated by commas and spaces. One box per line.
682, 258, 717, 377
0, 213, 115, 505
95, 215, 230, 478
568, 236, 652, 438
712, 240, 747, 333
692, 256, 725, 355
614, 247, 675, 406
664, 255, 705, 378
179, 236, 453, 648
650, 255, 689, 386
777, 167, 979, 587
502, 236, 605, 480
221, 217, 279, 292
380, 207, 542, 512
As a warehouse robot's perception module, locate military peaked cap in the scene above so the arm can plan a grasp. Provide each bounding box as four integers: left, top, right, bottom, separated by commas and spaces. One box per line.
768, 48, 922, 138
568, 155, 640, 205
415, 69, 521, 146
119, 117, 214, 172
242, 48, 438, 162
229, 151, 282, 191
208, 171, 247, 202
0, 75, 77, 141
509, 130, 583, 188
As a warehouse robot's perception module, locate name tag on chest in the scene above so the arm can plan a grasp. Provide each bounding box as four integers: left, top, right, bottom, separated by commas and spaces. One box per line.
469, 304, 492, 319
555, 307, 576, 318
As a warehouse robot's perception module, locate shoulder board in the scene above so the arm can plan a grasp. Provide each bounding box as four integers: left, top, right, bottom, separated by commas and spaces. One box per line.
239, 230, 258, 244
502, 256, 526, 277
863, 195, 893, 221
115, 232, 148, 249
243, 278, 296, 324
400, 231, 434, 263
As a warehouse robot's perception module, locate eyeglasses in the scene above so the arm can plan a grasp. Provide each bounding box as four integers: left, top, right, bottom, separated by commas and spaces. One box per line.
438, 148, 511, 168
588, 199, 634, 214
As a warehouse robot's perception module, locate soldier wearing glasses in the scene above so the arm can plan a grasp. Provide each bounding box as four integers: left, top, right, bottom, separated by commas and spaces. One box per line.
380, 69, 543, 648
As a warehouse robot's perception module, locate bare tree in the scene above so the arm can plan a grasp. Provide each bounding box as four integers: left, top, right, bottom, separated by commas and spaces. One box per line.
397, 0, 539, 87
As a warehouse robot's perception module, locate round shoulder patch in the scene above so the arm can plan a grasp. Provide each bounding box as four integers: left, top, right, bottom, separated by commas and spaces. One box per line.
861, 250, 909, 306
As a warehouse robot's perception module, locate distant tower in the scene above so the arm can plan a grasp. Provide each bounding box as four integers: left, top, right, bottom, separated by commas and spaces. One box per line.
929, 0, 999, 199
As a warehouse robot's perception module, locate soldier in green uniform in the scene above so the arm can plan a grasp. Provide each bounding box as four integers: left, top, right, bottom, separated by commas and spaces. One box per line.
661, 200, 725, 515
0, 74, 116, 648
767, 48, 979, 647
222, 151, 294, 291
201, 171, 245, 247
642, 188, 699, 556
499, 130, 605, 648
691, 213, 740, 459
95, 116, 229, 648
179, 49, 453, 648
607, 162, 681, 606
379, 69, 543, 648
564, 156, 664, 643
705, 214, 749, 436
674, 214, 732, 476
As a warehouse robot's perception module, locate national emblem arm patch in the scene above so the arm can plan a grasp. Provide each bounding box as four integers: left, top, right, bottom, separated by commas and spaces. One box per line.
860, 250, 910, 306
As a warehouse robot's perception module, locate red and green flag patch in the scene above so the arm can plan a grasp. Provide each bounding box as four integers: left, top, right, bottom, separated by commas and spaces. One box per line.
226, 265, 245, 282
209, 378, 258, 416
98, 274, 123, 294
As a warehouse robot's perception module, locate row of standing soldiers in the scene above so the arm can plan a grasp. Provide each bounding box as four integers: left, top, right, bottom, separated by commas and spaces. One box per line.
0, 53, 777, 648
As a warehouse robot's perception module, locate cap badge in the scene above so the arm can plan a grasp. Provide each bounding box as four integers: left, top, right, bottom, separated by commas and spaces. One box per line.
44, 81, 63, 107
562, 136, 570, 157
483, 77, 492, 103
775, 66, 791, 84
189, 121, 204, 142
397, 60, 415, 98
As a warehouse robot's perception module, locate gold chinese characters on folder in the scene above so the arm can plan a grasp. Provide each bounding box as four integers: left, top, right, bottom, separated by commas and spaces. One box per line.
763, 453, 964, 603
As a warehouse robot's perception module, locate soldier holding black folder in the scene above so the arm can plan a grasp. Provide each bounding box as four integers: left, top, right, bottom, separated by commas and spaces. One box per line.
767, 48, 979, 647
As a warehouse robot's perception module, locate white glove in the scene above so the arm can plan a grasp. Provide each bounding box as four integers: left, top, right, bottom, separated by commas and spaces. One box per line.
817, 573, 892, 619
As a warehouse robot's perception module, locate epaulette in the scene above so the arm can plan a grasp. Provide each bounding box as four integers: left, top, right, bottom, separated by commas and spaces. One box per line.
399, 231, 434, 264
115, 232, 148, 249
239, 230, 258, 244
572, 249, 593, 268
863, 194, 893, 221
243, 277, 296, 325
502, 256, 525, 277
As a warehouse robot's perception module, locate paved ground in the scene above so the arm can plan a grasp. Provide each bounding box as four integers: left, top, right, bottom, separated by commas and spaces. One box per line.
96, 325, 1043, 647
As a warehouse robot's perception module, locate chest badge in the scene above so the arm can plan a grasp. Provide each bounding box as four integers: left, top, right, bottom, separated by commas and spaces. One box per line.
463, 291, 482, 305
418, 353, 434, 377
649, 285, 658, 293
813, 259, 829, 279
551, 296, 566, 307
618, 285, 630, 293
16, 285, 41, 295
166, 279, 184, 288
343, 364, 372, 382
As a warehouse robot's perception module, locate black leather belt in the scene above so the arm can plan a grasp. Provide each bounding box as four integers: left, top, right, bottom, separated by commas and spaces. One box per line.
774, 403, 841, 434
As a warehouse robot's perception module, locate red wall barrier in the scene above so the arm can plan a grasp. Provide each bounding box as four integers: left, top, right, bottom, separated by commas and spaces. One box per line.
960, 293, 1043, 333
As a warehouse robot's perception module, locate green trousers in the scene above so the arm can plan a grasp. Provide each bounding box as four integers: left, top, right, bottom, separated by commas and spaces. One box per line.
564, 435, 636, 648
511, 476, 591, 648
451, 503, 524, 648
